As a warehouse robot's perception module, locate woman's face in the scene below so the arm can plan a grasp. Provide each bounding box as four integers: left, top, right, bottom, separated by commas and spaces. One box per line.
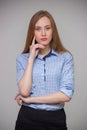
34, 16, 52, 47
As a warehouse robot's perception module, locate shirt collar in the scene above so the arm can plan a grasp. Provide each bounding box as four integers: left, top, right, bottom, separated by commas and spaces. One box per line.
36, 49, 59, 60
51, 49, 59, 56
24, 49, 59, 60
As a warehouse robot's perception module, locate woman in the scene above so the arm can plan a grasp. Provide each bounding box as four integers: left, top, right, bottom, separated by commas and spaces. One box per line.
15, 10, 74, 130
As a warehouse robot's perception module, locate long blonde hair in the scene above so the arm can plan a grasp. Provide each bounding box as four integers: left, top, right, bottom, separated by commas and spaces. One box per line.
22, 10, 68, 53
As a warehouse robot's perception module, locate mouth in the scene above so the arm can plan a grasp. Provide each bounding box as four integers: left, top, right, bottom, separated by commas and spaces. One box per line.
41, 38, 47, 41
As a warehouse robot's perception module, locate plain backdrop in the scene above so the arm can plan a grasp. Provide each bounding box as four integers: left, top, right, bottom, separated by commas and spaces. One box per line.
0, 0, 87, 130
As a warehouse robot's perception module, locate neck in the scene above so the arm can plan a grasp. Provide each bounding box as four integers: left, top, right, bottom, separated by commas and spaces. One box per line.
39, 45, 51, 58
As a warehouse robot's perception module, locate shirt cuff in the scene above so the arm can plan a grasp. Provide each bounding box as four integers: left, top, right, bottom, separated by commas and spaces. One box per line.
60, 88, 74, 98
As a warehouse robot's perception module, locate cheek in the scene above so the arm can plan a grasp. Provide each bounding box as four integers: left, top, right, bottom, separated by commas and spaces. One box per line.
34, 33, 40, 41
49, 32, 53, 40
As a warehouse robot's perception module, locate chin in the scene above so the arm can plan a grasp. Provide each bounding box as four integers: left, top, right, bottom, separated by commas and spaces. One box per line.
40, 42, 50, 46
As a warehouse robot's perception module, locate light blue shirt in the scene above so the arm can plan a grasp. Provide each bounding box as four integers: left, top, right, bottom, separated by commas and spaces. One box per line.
16, 50, 74, 110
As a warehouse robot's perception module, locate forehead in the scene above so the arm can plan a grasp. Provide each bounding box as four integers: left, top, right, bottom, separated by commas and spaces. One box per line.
35, 16, 51, 26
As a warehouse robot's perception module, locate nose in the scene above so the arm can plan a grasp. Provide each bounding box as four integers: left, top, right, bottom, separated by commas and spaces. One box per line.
41, 28, 46, 36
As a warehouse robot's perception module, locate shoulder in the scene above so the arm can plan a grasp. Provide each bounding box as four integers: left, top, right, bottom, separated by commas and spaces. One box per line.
16, 53, 29, 62
60, 52, 74, 66
16, 53, 29, 66
52, 50, 73, 59
56, 52, 73, 64
52, 50, 73, 62
61, 52, 73, 60
16, 53, 30, 68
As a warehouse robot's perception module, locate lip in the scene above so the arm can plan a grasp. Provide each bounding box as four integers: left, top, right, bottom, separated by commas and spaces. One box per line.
41, 38, 47, 41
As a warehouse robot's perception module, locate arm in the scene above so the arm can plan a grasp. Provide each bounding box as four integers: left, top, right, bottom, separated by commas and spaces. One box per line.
59, 53, 74, 98
15, 91, 70, 106
17, 57, 34, 97
17, 37, 45, 97
29, 92, 70, 104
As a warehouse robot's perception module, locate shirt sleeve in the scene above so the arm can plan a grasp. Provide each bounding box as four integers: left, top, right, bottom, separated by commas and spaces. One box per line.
59, 53, 75, 98
16, 56, 24, 84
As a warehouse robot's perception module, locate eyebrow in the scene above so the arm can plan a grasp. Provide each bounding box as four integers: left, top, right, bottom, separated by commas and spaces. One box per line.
35, 25, 51, 28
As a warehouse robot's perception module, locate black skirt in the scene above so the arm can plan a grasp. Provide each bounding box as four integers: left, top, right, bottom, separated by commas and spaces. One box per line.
15, 105, 67, 130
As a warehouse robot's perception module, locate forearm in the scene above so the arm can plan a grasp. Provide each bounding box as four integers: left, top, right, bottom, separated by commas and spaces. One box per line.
21, 91, 70, 104
18, 57, 34, 97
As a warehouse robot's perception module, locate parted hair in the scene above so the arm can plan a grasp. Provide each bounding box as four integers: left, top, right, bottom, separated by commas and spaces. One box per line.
22, 10, 68, 53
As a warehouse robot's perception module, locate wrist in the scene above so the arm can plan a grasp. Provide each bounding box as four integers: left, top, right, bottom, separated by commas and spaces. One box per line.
28, 56, 34, 63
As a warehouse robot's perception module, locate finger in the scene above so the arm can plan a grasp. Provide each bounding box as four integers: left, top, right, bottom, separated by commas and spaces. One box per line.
32, 36, 35, 45
19, 99, 22, 106
17, 100, 22, 106
17, 98, 22, 106
35, 44, 45, 49
14, 93, 20, 100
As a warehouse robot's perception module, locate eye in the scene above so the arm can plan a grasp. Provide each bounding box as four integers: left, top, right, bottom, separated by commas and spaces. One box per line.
35, 27, 41, 31
45, 26, 51, 30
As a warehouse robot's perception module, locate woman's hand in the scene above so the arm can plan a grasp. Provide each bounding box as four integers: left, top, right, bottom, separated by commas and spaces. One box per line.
15, 94, 23, 106
29, 37, 45, 60
15, 94, 30, 106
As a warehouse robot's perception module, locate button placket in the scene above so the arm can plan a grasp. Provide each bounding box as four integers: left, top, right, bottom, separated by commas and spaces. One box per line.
43, 58, 46, 88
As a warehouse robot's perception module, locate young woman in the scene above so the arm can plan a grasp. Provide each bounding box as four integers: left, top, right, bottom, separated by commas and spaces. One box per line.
15, 10, 74, 130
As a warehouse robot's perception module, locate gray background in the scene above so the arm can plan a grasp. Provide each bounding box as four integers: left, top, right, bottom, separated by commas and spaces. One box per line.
0, 0, 87, 130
